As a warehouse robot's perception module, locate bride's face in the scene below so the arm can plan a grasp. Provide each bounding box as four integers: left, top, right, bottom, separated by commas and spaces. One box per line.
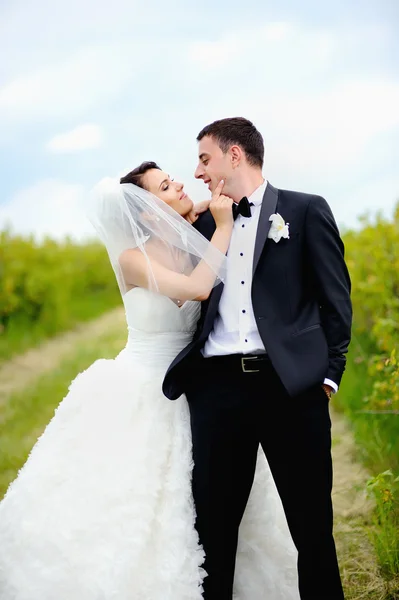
143, 169, 193, 216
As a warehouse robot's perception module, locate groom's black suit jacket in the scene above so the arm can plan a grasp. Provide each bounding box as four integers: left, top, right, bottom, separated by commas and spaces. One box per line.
162, 183, 352, 400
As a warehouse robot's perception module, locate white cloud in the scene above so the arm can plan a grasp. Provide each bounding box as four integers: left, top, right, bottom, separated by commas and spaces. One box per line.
0, 180, 95, 241
254, 79, 399, 185
186, 23, 295, 70
46, 124, 104, 153
187, 22, 332, 72
188, 38, 239, 69
0, 0, 148, 78
0, 44, 136, 121
273, 80, 399, 139
262, 22, 294, 42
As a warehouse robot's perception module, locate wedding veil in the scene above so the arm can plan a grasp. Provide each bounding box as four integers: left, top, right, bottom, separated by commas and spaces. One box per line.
85, 177, 227, 300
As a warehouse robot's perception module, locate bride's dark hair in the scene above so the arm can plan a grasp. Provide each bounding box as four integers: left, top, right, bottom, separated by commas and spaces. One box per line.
120, 162, 161, 190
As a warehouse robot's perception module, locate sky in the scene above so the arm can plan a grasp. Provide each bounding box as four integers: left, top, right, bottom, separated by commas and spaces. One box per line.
0, 0, 398, 240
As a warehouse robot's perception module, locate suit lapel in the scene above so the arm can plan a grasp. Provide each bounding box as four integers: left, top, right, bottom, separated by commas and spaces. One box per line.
194, 211, 223, 337
252, 182, 278, 275
201, 281, 223, 338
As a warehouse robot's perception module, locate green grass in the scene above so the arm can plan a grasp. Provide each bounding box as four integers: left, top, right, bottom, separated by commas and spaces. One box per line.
336, 346, 399, 596
0, 290, 119, 364
337, 345, 399, 476
337, 517, 399, 600
0, 325, 125, 498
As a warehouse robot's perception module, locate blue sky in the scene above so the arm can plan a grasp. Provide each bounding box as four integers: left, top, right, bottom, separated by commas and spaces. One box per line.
0, 0, 398, 239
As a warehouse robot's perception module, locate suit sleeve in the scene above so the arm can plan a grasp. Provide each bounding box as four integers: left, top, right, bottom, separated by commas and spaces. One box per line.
305, 196, 352, 387
192, 210, 216, 239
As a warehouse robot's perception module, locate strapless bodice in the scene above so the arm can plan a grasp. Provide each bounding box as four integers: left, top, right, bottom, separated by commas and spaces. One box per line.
119, 288, 200, 366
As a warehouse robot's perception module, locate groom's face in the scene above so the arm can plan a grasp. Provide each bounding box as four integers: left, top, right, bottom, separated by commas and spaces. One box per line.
195, 136, 233, 195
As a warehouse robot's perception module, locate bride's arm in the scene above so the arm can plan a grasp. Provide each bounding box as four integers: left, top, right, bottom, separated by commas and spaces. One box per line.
185, 199, 211, 225
119, 188, 233, 301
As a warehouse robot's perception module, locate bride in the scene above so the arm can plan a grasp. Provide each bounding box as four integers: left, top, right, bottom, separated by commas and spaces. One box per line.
0, 161, 299, 600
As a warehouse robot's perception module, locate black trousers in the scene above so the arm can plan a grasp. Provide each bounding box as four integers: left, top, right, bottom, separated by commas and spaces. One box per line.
185, 353, 345, 600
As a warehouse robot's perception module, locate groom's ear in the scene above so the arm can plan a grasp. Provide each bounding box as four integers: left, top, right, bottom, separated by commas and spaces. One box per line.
230, 145, 243, 169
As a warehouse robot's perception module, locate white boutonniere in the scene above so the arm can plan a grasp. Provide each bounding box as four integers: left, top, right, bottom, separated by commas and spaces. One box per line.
268, 213, 290, 243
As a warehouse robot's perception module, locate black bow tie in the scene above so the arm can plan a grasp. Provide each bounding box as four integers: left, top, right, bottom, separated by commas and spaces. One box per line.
232, 196, 253, 220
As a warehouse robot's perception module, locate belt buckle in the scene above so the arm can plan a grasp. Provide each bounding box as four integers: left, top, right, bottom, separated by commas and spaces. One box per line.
241, 356, 260, 373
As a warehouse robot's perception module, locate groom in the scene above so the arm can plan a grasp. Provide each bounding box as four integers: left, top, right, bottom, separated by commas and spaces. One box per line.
163, 117, 352, 599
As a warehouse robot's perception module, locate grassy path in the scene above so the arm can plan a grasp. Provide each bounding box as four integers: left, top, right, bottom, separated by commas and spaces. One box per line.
331, 408, 391, 598
0, 310, 390, 598
0, 308, 126, 408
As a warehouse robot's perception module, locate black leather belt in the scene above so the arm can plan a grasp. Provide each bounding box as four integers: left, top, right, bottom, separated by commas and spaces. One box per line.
203, 353, 270, 373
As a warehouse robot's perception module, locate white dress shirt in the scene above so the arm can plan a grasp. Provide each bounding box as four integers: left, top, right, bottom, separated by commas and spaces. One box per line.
203, 180, 338, 393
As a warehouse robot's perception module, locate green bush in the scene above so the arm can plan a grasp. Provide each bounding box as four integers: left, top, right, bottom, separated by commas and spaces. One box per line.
340, 202, 399, 587
0, 230, 119, 361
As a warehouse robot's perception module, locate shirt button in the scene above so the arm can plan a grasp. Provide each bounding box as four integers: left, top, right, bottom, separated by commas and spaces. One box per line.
242, 224, 245, 228
240, 252, 243, 256
242, 309, 246, 313
245, 339, 248, 343
241, 281, 245, 285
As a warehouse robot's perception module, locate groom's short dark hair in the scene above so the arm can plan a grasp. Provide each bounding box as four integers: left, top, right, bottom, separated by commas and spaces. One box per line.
197, 117, 264, 169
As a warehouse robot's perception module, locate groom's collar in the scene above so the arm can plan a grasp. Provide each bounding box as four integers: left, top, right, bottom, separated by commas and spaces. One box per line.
248, 179, 268, 207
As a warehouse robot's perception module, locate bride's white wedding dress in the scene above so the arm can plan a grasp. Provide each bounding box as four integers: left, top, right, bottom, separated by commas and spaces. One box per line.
0, 288, 299, 600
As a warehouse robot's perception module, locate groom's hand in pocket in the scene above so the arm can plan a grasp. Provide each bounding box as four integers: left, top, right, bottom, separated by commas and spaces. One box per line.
321, 384, 333, 400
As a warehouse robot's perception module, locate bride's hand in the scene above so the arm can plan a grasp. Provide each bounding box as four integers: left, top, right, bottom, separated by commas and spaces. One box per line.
185, 200, 211, 225
209, 180, 234, 230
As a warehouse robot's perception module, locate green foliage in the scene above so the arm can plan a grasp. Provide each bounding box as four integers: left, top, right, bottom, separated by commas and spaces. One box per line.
341, 203, 399, 468
366, 470, 399, 580
0, 230, 119, 361
344, 203, 399, 355
340, 202, 399, 589
365, 350, 399, 416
